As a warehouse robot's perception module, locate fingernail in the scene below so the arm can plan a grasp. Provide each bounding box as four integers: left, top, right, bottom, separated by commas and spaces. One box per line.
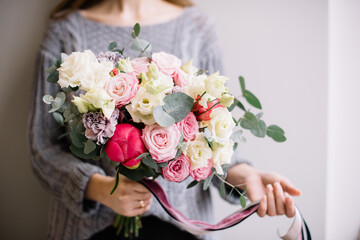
274, 182, 280, 188
267, 184, 273, 191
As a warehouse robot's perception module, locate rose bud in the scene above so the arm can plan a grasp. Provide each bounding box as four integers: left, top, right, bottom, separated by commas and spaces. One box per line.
161, 154, 191, 182
193, 96, 223, 121
105, 123, 147, 169
110, 68, 119, 77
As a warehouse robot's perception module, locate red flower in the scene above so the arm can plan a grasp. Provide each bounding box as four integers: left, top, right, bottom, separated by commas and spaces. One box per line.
110, 68, 119, 77
105, 123, 147, 169
192, 96, 223, 121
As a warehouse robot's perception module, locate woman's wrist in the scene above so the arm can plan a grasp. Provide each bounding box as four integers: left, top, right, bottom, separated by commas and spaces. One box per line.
226, 163, 260, 189
85, 173, 113, 204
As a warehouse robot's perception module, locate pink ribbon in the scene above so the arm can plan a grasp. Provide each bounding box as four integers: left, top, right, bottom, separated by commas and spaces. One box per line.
141, 179, 311, 240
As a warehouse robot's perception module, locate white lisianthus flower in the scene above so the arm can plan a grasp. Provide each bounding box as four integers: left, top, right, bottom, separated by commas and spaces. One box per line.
117, 58, 134, 73
183, 132, 212, 170
72, 88, 115, 119
212, 140, 234, 175
220, 93, 234, 107
58, 50, 113, 91
180, 59, 198, 75
208, 107, 235, 144
205, 71, 229, 99
182, 73, 207, 100
125, 87, 163, 125
144, 72, 174, 95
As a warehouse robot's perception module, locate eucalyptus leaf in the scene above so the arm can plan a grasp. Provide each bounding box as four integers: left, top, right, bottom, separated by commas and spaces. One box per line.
239, 76, 246, 94
52, 112, 64, 126
174, 148, 182, 159
135, 152, 150, 160
256, 112, 263, 119
233, 142, 238, 150
240, 112, 258, 130
43, 95, 54, 104
203, 171, 215, 190
132, 23, 141, 38
142, 156, 159, 171
266, 125, 286, 142
186, 180, 199, 189
56, 92, 66, 104
153, 105, 175, 127
250, 119, 267, 138
228, 98, 246, 112
108, 41, 117, 50
158, 162, 168, 168
220, 182, 226, 198
240, 195, 247, 208
70, 144, 97, 159
45, 65, 57, 74
84, 139, 96, 154
162, 92, 194, 122
47, 71, 59, 83
130, 39, 151, 52
70, 132, 87, 148
244, 90, 262, 109
54, 58, 62, 68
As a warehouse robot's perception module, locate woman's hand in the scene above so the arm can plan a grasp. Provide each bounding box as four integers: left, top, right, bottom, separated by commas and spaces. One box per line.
85, 173, 153, 217
226, 164, 301, 218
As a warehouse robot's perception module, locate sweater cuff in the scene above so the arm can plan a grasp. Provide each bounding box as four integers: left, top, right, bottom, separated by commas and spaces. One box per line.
62, 162, 106, 218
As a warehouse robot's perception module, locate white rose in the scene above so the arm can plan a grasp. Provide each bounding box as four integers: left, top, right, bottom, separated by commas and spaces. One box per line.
208, 107, 235, 144
212, 140, 234, 175
205, 71, 229, 99
125, 87, 163, 125
58, 50, 96, 89
183, 133, 212, 170
117, 58, 134, 73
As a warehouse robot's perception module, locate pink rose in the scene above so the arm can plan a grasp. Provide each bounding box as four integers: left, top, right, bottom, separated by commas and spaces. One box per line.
193, 96, 224, 121
105, 123, 147, 169
131, 57, 150, 77
142, 124, 181, 163
172, 69, 187, 87
105, 72, 139, 107
152, 52, 182, 76
176, 112, 199, 142
162, 154, 191, 182
190, 159, 213, 181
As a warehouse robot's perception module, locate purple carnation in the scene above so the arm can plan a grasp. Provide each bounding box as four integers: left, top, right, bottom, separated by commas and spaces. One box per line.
97, 51, 121, 64
82, 108, 119, 145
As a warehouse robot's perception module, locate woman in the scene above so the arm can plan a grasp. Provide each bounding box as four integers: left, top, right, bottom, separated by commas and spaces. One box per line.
29, 0, 301, 239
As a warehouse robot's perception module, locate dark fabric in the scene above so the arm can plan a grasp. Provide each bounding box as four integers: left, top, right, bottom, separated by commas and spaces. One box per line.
89, 216, 199, 240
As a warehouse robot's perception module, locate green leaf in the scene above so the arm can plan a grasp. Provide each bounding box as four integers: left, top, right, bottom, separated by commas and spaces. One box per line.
53, 112, 64, 126
256, 112, 263, 119
186, 180, 199, 189
54, 58, 62, 68
158, 162, 168, 168
240, 195, 247, 208
244, 90, 262, 109
56, 92, 66, 104
250, 119, 267, 138
239, 76, 246, 94
130, 39, 151, 52
220, 182, 226, 198
153, 105, 176, 127
174, 148, 182, 159
266, 125, 286, 142
47, 70, 59, 83
45, 65, 57, 74
110, 166, 121, 194
233, 142, 238, 150
240, 112, 258, 130
70, 132, 87, 148
135, 152, 150, 160
43, 95, 54, 104
108, 41, 117, 50
84, 139, 96, 154
132, 23, 141, 38
227, 98, 246, 112
70, 144, 97, 159
142, 156, 159, 172
203, 171, 215, 190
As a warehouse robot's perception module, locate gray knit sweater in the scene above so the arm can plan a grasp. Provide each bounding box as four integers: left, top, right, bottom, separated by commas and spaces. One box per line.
29, 6, 245, 240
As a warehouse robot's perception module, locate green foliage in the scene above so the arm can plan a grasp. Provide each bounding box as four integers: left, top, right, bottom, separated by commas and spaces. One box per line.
220, 182, 226, 198
47, 71, 59, 83
132, 23, 141, 38
70, 144, 98, 159
153, 92, 194, 127
111, 166, 121, 194
108, 41, 117, 51
43, 95, 54, 104
227, 98, 246, 112
186, 180, 199, 189
240, 112, 258, 130
49, 92, 66, 113
250, 119, 267, 138
244, 90, 262, 109
70, 132, 87, 148
203, 170, 215, 190
240, 195, 247, 208
84, 139, 96, 154
266, 125, 286, 142
239, 76, 246, 94
53, 112, 64, 126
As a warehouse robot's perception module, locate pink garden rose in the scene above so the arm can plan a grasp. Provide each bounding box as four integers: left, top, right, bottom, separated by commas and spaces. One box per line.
190, 159, 213, 181
162, 154, 191, 182
105, 72, 139, 107
142, 124, 181, 163
151, 52, 182, 76
105, 123, 147, 169
172, 69, 187, 87
131, 57, 150, 77
176, 112, 199, 142
192, 96, 224, 121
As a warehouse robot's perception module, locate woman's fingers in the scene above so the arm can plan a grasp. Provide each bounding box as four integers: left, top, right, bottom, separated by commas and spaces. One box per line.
284, 192, 296, 217
274, 182, 285, 215
266, 184, 276, 216
280, 178, 301, 196
257, 195, 267, 217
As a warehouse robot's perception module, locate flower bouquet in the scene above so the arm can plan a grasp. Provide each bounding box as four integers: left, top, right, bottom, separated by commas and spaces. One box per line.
43, 23, 289, 238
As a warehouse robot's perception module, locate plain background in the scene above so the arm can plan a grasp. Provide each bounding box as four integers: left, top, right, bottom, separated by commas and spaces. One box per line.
0, 0, 359, 239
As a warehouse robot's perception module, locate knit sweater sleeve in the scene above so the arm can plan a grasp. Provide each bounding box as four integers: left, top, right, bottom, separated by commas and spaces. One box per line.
28, 20, 105, 218
197, 15, 252, 205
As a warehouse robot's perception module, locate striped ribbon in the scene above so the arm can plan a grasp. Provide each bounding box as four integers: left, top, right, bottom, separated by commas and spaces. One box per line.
141, 179, 311, 240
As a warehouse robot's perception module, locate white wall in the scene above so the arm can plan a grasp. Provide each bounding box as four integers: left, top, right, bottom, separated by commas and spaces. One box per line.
326, 0, 360, 239
194, 0, 328, 239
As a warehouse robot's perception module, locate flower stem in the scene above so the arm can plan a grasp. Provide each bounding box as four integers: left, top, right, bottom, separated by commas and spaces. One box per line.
214, 173, 247, 198
192, 91, 207, 109
196, 102, 220, 116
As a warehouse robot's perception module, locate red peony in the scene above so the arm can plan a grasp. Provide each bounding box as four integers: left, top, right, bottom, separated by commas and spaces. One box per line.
105, 123, 147, 169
